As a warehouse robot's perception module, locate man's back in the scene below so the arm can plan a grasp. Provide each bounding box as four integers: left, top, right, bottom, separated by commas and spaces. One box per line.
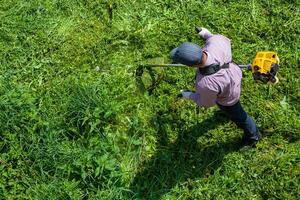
193, 34, 242, 107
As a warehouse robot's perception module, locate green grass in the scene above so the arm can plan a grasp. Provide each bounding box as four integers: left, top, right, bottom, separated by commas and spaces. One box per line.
0, 0, 300, 199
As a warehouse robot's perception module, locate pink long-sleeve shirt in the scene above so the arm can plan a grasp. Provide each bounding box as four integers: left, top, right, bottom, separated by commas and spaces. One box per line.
189, 35, 242, 107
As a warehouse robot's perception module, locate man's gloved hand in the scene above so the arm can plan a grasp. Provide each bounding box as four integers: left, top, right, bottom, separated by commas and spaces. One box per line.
178, 90, 193, 98
195, 27, 212, 39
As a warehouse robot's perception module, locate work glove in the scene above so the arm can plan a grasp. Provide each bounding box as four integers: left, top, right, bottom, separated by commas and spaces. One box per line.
178, 90, 193, 99
195, 27, 212, 39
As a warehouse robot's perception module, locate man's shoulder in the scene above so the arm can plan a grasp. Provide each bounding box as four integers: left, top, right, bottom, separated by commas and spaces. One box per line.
205, 34, 232, 64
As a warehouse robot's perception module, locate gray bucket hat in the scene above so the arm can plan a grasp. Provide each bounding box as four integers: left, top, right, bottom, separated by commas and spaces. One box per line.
170, 42, 203, 66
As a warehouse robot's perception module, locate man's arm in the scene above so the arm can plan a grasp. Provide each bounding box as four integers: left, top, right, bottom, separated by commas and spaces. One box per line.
183, 76, 220, 108
195, 27, 213, 40
188, 88, 218, 108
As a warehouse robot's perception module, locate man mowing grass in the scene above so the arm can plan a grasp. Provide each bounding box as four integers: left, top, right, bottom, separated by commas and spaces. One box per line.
171, 27, 261, 147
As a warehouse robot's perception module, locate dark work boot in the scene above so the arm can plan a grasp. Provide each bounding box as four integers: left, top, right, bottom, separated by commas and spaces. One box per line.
240, 133, 261, 150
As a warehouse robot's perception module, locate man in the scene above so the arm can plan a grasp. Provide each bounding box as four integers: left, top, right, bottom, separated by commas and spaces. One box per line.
170, 27, 261, 147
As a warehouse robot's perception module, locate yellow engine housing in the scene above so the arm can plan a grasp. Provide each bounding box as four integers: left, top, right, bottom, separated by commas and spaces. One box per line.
251, 51, 279, 84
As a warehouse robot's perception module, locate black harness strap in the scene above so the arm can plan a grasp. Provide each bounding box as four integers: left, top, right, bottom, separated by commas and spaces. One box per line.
199, 63, 230, 75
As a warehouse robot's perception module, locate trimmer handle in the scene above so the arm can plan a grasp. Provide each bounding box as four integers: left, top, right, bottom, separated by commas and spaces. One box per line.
195, 27, 202, 34
238, 64, 252, 71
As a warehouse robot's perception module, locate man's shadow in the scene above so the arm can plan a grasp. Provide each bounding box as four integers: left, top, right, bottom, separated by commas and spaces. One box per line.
129, 110, 242, 199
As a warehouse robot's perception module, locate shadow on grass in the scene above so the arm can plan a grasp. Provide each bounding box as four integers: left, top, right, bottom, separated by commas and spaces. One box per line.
129, 111, 242, 199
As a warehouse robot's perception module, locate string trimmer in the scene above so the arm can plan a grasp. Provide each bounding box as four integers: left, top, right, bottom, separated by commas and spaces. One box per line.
136, 51, 279, 93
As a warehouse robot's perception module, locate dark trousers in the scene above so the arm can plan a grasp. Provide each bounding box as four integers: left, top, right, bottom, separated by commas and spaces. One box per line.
218, 101, 260, 140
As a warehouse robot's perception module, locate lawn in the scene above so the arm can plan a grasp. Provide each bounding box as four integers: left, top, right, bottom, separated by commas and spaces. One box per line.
0, 0, 299, 199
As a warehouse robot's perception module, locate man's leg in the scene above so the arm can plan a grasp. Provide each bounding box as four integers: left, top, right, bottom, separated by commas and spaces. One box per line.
218, 101, 261, 144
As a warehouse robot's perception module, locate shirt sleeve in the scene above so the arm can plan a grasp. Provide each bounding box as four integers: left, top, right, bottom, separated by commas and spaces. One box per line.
188, 92, 200, 104
197, 86, 218, 108
205, 35, 232, 65
188, 78, 220, 108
